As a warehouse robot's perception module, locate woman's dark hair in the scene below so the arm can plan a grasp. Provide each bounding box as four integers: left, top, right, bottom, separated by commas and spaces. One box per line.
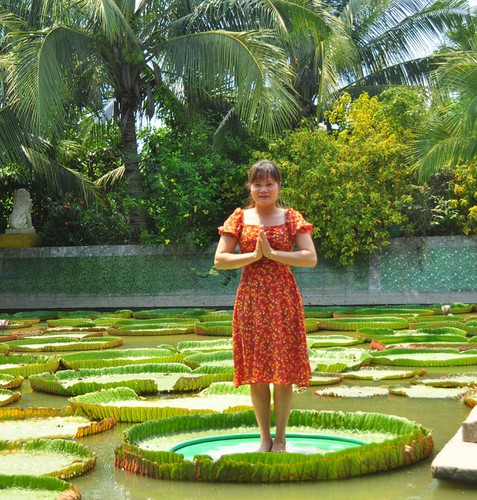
248, 160, 282, 186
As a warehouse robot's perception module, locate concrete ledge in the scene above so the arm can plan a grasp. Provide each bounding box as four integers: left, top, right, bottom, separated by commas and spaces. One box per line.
431, 422, 477, 482
462, 406, 477, 443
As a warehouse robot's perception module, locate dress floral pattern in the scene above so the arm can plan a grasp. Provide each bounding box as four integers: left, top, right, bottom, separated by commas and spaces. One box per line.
218, 207, 313, 387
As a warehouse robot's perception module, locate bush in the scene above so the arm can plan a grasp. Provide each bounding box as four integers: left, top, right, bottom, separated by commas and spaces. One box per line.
267, 92, 415, 265
139, 120, 249, 247
40, 194, 128, 246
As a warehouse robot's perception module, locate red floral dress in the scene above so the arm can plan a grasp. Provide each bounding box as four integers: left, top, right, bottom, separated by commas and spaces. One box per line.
218, 208, 313, 387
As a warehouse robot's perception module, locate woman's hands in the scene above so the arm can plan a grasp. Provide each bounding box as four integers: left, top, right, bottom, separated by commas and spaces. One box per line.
259, 226, 273, 258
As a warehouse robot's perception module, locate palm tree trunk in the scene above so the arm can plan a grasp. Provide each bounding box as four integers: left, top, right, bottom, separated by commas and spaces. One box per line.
121, 97, 146, 244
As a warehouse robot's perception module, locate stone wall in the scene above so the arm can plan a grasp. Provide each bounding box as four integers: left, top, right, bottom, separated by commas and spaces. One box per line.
0, 235, 476, 310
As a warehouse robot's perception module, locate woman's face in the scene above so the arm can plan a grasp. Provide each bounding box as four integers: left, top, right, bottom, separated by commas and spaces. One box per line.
250, 176, 280, 207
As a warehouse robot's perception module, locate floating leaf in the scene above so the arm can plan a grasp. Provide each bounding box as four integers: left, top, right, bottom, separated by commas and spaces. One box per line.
0, 474, 80, 499
60, 348, 186, 369
319, 317, 408, 331
0, 439, 95, 479
314, 386, 389, 398
194, 322, 232, 336
69, 387, 253, 423
309, 372, 344, 386
177, 339, 233, 353
371, 348, 477, 367
0, 374, 23, 390
0, 354, 59, 377
0, 410, 115, 441
307, 335, 365, 347
309, 348, 372, 372
343, 368, 426, 381
412, 373, 477, 388
0, 336, 123, 352
0, 390, 21, 407
389, 386, 473, 399
115, 409, 433, 482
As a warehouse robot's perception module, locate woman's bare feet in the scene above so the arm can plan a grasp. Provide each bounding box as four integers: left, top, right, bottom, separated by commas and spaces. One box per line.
271, 439, 286, 453
257, 439, 272, 452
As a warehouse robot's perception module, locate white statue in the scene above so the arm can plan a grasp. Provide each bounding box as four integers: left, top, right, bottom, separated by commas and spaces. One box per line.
7, 188, 35, 232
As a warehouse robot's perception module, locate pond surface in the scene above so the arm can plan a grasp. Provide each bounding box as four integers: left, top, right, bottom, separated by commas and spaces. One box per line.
13, 333, 477, 500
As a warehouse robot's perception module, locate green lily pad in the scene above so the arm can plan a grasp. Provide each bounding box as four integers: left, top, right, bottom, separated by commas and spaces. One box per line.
0, 355, 59, 377
0, 474, 80, 500
0, 336, 123, 352
307, 335, 365, 347
371, 348, 477, 367
60, 348, 186, 369
309, 372, 344, 386
389, 385, 473, 398
30, 363, 228, 396
0, 390, 21, 407
412, 373, 477, 388
0, 374, 23, 390
343, 368, 426, 380
177, 339, 233, 353
115, 409, 433, 482
69, 386, 253, 423
309, 348, 372, 372
0, 439, 95, 479
314, 386, 389, 398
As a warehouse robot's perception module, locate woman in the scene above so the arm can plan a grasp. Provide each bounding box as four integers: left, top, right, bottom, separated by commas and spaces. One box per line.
214, 159, 317, 452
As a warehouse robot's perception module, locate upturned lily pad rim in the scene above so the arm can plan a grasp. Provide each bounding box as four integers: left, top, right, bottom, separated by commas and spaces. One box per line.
116, 409, 433, 482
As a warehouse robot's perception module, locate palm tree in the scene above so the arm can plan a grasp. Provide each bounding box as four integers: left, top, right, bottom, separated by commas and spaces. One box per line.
0, 0, 313, 241
295, 0, 469, 119
414, 14, 477, 180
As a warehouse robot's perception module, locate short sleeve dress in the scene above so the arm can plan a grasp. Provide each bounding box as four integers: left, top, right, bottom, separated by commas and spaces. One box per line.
218, 207, 313, 387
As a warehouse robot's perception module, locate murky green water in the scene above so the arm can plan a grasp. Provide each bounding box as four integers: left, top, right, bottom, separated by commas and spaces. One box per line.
13, 333, 477, 500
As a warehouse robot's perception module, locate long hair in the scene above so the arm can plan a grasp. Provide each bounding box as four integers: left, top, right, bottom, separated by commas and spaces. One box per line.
246, 160, 283, 208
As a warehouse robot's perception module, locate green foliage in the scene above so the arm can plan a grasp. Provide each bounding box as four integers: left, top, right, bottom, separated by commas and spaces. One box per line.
269, 92, 415, 265
139, 119, 250, 247
448, 163, 477, 234
40, 193, 128, 246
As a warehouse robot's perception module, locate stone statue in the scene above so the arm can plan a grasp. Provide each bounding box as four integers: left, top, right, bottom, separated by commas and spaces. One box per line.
7, 188, 35, 233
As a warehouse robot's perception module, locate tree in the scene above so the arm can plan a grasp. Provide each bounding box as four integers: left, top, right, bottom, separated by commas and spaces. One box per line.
293, 0, 469, 120
0, 0, 312, 241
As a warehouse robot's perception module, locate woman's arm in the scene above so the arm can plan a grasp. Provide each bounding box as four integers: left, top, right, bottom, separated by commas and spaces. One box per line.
260, 228, 317, 267
214, 234, 262, 270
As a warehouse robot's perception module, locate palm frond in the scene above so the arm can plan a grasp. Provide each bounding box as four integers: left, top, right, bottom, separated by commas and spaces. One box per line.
162, 29, 299, 135
95, 166, 125, 190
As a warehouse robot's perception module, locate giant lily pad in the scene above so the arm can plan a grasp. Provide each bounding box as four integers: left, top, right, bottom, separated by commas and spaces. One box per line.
307, 335, 365, 348
114, 409, 433, 482
370, 348, 477, 367
60, 348, 186, 369
0, 390, 21, 407
0, 336, 123, 352
343, 368, 426, 381
0, 474, 80, 499
0, 374, 23, 390
414, 373, 477, 388
388, 386, 473, 399
0, 439, 95, 479
314, 386, 390, 398
0, 407, 115, 441
0, 355, 59, 377
308, 348, 372, 372
194, 321, 232, 336
69, 386, 253, 423
309, 372, 344, 386
177, 339, 233, 353
318, 317, 409, 331
109, 324, 195, 335
30, 363, 229, 396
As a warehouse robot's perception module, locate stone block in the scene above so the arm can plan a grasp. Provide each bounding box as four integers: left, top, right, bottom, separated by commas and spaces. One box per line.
462, 406, 477, 443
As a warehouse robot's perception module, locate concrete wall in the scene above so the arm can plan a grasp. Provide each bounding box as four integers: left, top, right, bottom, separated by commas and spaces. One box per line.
0, 235, 476, 310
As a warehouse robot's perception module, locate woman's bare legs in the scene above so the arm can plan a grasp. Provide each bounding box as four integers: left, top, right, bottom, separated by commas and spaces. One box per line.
271, 384, 293, 452
250, 383, 272, 452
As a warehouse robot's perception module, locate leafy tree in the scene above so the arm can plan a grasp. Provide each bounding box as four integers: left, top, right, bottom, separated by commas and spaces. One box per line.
0, 0, 307, 241
291, 0, 468, 120
268, 91, 418, 265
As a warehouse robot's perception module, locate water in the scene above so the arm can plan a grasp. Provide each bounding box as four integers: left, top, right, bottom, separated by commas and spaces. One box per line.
12, 333, 477, 500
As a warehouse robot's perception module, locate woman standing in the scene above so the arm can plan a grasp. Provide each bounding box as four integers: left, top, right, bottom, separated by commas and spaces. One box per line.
214, 159, 317, 452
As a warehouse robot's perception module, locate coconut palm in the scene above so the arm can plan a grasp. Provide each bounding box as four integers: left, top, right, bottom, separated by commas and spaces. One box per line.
1, 0, 325, 240
414, 16, 477, 180
295, 0, 470, 118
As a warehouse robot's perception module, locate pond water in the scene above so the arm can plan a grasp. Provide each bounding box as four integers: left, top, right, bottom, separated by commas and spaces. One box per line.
13, 333, 477, 500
